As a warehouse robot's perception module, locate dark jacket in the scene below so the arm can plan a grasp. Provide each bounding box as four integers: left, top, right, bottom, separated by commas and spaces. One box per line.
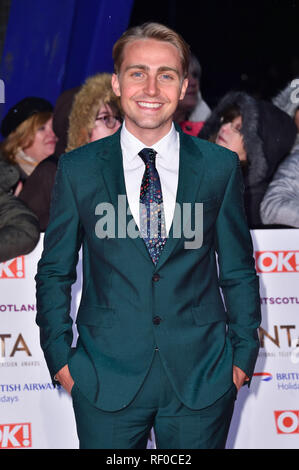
18, 87, 79, 231
0, 156, 40, 262
36, 127, 261, 411
19, 154, 58, 231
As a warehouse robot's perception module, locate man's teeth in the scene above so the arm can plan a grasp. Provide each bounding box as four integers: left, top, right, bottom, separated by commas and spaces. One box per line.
138, 102, 162, 108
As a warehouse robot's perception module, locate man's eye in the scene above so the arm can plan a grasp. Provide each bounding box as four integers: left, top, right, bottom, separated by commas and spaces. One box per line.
132, 71, 144, 78
160, 74, 174, 81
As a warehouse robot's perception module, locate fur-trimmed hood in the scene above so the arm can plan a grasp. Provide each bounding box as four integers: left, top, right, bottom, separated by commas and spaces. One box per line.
198, 91, 297, 188
66, 73, 122, 152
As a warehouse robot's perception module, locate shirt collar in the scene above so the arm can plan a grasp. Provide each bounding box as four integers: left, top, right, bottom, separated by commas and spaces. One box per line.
121, 121, 179, 166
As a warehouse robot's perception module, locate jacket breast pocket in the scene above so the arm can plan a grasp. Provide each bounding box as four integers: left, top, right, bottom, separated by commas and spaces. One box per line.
194, 198, 220, 237
192, 302, 227, 326
76, 305, 115, 329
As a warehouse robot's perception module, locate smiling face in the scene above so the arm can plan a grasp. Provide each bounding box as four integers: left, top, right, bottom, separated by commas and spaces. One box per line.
215, 115, 247, 161
24, 117, 57, 162
111, 38, 188, 145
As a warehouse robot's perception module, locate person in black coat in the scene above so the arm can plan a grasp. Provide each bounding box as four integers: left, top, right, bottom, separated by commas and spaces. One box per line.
0, 158, 40, 262
18, 88, 80, 231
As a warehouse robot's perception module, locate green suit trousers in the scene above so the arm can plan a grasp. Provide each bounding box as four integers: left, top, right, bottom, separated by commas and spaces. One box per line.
71, 350, 237, 449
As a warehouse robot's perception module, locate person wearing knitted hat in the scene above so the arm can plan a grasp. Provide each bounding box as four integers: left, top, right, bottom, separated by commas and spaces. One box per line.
198, 91, 297, 228
0, 97, 57, 190
66, 73, 122, 152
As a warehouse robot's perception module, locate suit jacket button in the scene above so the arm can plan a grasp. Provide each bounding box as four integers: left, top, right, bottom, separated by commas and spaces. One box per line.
153, 316, 161, 325
152, 273, 160, 282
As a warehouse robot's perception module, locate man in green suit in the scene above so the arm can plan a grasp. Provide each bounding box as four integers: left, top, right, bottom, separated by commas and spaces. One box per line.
36, 23, 261, 449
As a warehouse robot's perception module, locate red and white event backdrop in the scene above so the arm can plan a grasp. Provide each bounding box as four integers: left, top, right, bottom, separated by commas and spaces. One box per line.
0, 229, 298, 449
226, 229, 299, 449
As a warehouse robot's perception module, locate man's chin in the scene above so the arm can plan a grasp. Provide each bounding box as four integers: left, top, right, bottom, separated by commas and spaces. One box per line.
127, 116, 171, 131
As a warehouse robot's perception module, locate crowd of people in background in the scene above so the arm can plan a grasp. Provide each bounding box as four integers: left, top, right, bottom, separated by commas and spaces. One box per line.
1, 51, 299, 263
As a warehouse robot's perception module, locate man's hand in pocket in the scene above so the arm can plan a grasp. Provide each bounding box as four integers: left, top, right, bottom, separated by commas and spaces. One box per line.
55, 364, 74, 394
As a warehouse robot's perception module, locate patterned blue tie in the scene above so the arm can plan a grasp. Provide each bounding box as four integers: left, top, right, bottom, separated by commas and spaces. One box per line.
139, 148, 167, 264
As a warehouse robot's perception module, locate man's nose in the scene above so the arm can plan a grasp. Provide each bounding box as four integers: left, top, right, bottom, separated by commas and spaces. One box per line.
144, 76, 160, 96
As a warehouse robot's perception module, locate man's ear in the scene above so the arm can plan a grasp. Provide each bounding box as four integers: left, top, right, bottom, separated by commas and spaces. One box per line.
179, 78, 188, 101
111, 73, 121, 97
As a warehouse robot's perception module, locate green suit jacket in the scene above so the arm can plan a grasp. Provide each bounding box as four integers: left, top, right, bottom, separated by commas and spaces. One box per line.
36, 126, 261, 412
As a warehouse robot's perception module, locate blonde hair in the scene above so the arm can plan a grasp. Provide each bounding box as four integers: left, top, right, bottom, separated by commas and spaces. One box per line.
66, 73, 122, 152
1, 111, 53, 163
112, 22, 190, 78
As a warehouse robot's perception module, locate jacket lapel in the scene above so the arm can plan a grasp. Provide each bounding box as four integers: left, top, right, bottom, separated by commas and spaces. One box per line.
99, 130, 152, 264
98, 127, 206, 269
156, 129, 206, 270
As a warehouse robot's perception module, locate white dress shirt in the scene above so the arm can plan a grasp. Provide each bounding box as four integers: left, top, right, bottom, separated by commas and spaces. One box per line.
120, 122, 180, 235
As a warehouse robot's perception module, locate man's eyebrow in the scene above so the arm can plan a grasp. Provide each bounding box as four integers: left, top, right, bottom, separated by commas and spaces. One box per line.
124, 64, 180, 76
157, 66, 180, 76
124, 64, 149, 72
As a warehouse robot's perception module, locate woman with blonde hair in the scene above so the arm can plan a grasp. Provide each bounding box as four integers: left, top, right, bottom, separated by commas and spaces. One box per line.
0, 97, 57, 192
67, 73, 122, 152
18, 76, 122, 232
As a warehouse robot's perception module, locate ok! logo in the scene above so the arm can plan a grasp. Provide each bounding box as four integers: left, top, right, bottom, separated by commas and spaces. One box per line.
255, 251, 299, 273
0, 423, 31, 448
0, 257, 25, 279
274, 411, 299, 434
